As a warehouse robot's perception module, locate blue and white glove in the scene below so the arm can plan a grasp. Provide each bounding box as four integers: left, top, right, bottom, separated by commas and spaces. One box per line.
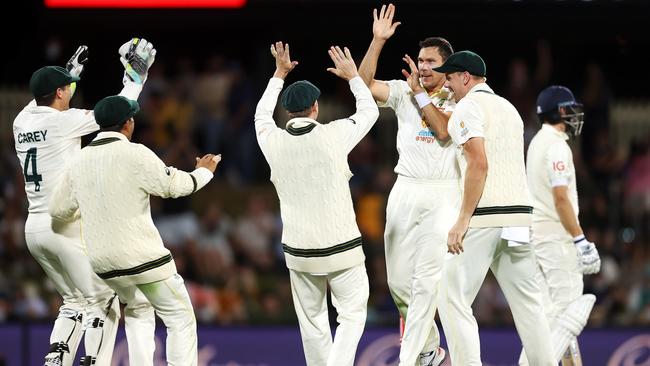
574, 235, 601, 275
118, 38, 156, 84
66, 45, 89, 77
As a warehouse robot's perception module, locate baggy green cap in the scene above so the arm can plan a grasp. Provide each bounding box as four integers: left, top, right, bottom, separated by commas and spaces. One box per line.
281, 80, 321, 113
433, 50, 486, 77
93, 95, 140, 128
29, 66, 80, 98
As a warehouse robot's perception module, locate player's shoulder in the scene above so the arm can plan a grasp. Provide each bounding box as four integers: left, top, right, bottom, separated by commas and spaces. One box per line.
384, 79, 411, 95
453, 96, 480, 115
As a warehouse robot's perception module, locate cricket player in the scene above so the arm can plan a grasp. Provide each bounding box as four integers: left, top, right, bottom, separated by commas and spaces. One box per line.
49, 94, 219, 365
358, 4, 458, 365
436, 50, 555, 366
13, 38, 154, 366
254, 41, 378, 366
520, 85, 601, 366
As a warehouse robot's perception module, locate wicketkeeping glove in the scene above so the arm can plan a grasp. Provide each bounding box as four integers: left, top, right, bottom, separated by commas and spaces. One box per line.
66, 45, 89, 77
574, 235, 601, 275
118, 38, 156, 84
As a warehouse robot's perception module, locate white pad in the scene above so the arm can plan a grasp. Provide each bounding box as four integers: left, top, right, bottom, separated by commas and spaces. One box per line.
46, 308, 84, 366
83, 294, 121, 366
551, 294, 595, 360
519, 294, 595, 365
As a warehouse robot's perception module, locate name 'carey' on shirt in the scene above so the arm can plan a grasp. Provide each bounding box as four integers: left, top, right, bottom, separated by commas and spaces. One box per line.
17, 130, 48, 143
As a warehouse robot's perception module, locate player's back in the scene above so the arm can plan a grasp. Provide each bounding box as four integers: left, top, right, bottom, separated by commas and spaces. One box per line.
13, 103, 86, 214
264, 121, 360, 247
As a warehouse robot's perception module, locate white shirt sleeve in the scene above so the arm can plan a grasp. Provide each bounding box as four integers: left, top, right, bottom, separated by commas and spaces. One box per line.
448, 98, 484, 146
329, 76, 380, 153
48, 166, 79, 222
254, 77, 283, 148
58, 108, 100, 138
134, 144, 213, 198
118, 79, 144, 101
376, 80, 409, 110
545, 142, 572, 187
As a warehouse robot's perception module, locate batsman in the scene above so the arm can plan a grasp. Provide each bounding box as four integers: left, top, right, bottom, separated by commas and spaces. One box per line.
520, 85, 601, 365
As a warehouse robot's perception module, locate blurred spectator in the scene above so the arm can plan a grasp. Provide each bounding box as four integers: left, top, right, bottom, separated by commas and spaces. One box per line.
503, 40, 552, 149
193, 54, 233, 155
232, 194, 276, 271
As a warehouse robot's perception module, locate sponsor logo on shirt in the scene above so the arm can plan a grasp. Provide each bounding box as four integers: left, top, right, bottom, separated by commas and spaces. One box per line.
415, 130, 436, 144
553, 161, 566, 171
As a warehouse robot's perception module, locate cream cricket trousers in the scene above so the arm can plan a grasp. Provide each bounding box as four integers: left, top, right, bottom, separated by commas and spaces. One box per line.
519, 221, 584, 365
384, 176, 460, 365
108, 273, 197, 366
531, 221, 583, 322
25, 213, 119, 366
438, 227, 555, 366
289, 263, 369, 366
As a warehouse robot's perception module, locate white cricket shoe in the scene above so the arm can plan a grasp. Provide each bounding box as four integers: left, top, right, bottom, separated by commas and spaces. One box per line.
419, 347, 447, 366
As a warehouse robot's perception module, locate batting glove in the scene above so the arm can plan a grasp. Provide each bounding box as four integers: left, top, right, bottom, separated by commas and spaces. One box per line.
118, 38, 157, 84
574, 235, 601, 275
66, 45, 89, 77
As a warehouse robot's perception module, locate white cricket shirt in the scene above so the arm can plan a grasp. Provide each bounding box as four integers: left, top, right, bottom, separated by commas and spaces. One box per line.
448, 83, 532, 228
526, 124, 579, 223
378, 80, 459, 180
14, 102, 99, 214
49, 132, 213, 285
255, 76, 379, 273
13, 81, 143, 216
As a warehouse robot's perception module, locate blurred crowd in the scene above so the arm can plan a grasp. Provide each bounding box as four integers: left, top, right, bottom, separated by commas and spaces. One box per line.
0, 41, 649, 329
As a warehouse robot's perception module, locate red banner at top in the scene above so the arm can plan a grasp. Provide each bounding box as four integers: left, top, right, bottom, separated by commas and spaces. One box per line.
45, 0, 246, 8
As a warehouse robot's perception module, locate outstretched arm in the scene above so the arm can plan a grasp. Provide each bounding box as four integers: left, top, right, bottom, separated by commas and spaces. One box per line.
137, 145, 217, 199
401, 54, 451, 141
358, 3, 401, 104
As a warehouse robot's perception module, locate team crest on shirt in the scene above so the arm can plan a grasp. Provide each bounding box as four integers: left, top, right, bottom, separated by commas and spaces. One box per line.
460, 121, 469, 137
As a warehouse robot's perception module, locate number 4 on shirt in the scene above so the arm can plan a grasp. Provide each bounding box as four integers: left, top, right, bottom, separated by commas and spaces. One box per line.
24, 147, 43, 191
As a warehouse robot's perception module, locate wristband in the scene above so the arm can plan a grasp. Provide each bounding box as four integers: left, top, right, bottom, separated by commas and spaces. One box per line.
573, 235, 586, 244
414, 92, 432, 109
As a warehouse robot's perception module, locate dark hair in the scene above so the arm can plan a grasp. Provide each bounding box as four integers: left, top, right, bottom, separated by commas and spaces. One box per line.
35, 90, 57, 106
287, 105, 314, 119
99, 119, 130, 132
419, 37, 454, 60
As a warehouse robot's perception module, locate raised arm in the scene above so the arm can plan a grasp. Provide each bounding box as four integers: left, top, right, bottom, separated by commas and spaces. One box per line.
401, 54, 451, 141
358, 3, 401, 104
327, 46, 379, 152
254, 41, 298, 145
117, 37, 157, 100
